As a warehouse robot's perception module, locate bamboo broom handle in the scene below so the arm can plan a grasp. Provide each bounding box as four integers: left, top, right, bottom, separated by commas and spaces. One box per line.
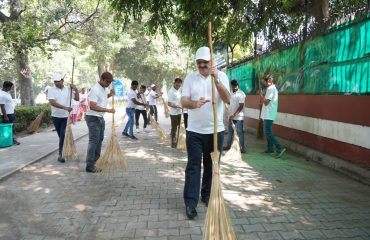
208, 21, 218, 152
69, 57, 75, 108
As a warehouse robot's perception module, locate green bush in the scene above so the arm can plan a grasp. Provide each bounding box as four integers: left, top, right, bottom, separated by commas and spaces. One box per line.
14, 104, 51, 132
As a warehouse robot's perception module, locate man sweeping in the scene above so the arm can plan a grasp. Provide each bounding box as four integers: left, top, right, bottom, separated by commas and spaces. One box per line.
260, 75, 286, 158
181, 46, 230, 219
85, 72, 115, 173
224, 79, 246, 153
0, 81, 20, 145
147, 84, 162, 124
167, 78, 183, 148
48, 73, 79, 163
122, 80, 146, 140
135, 85, 148, 133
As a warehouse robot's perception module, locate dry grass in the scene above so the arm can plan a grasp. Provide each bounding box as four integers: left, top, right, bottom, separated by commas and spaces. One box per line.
61, 116, 78, 160
203, 152, 237, 240
96, 120, 127, 174
224, 122, 242, 161
27, 110, 46, 133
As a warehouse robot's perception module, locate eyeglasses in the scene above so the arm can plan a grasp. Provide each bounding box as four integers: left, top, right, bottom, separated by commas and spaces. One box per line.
196, 60, 209, 65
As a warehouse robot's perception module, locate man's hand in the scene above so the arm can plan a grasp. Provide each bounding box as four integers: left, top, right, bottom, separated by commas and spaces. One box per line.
70, 84, 78, 91
229, 114, 235, 120
64, 106, 73, 112
195, 97, 209, 108
210, 66, 218, 80
106, 108, 115, 114
110, 89, 115, 96
3, 115, 9, 122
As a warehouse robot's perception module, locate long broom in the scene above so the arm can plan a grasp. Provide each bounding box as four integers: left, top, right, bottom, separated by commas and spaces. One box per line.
149, 114, 167, 142
161, 97, 170, 118
203, 21, 237, 240
223, 122, 242, 161
176, 114, 186, 150
62, 58, 77, 160
27, 108, 47, 133
96, 92, 127, 174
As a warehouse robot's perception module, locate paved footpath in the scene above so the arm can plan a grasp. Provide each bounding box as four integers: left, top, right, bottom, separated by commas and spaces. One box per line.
0, 110, 370, 240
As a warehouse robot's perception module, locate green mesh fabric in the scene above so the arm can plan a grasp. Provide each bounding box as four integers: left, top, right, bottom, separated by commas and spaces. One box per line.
227, 14, 370, 95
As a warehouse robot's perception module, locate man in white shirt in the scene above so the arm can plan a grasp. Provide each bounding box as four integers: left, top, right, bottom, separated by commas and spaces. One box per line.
224, 80, 246, 153
181, 46, 230, 219
85, 72, 115, 173
0, 81, 20, 145
147, 84, 162, 123
48, 73, 79, 163
167, 78, 183, 148
260, 75, 286, 158
135, 85, 148, 132
122, 80, 147, 140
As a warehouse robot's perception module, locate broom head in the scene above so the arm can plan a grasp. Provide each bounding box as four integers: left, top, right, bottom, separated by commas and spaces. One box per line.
203, 156, 237, 240
27, 110, 46, 133
62, 116, 78, 160
224, 122, 242, 161
96, 124, 127, 174
149, 114, 158, 129
177, 123, 186, 150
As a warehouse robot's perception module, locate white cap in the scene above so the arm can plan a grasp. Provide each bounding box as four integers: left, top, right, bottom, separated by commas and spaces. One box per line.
195, 47, 210, 61
151, 84, 155, 88
51, 73, 64, 81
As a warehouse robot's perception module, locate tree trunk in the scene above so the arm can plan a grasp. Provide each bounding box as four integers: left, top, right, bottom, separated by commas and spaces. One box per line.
98, 64, 105, 77
15, 51, 34, 105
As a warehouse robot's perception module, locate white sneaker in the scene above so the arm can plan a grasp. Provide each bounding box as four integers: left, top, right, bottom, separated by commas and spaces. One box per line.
136, 128, 140, 133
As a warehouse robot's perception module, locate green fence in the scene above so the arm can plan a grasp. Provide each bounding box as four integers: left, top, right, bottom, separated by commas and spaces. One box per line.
227, 14, 370, 95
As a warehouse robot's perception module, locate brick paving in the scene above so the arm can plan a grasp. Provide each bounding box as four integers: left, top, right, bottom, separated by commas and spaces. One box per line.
0, 116, 370, 240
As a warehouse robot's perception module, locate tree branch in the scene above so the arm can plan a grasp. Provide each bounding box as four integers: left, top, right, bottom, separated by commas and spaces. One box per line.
0, 11, 10, 22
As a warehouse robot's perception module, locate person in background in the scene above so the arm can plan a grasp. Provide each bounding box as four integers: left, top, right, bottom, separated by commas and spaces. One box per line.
167, 78, 183, 148
48, 73, 79, 163
224, 79, 246, 153
0, 81, 20, 145
260, 74, 286, 158
79, 87, 89, 121
71, 98, 80, 124
147, 84, 162, 123
135, 85, 148, 133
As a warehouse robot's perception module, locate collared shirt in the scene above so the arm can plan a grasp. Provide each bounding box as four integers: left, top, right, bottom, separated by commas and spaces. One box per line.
167, 86, 182, 115
48, 86, 72, 118
182, 70, 230, 134
230, 89, 245, 120
127, 89, 137, 109
0, 90, 15, 115
135, 93, 146, 110
86, 82, 108, 118
261, 84, 279, 121
148, 90, 157, 105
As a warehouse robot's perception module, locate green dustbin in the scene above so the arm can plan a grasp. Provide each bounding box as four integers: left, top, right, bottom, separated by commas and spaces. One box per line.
0, 123, 13, 148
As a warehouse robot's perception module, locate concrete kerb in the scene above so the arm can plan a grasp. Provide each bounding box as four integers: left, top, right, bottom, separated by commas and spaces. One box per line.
0, 132, 89, 182
246, 127, 370, 186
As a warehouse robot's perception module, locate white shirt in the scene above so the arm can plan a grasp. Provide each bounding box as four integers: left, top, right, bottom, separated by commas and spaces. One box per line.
167, 86, 182, 115
0, 90, 15, 115
261, 84, 279, 121
86, 82, 109, 118
182, 70, 230, 134
47, 86, 72, 118
148, 90, 157, 105
127, 89, 137, 108
230, 89, 245, 120
135, 93, 146, 110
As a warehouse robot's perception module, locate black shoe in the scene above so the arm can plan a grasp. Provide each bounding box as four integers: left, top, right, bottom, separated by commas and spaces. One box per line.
122, 132, 129, 137
128, 135, 138, 140
240, 148, 246, 154
171, 142, 176, 148
223, 146, 231, 151
263, 150, 274, 154
57, 156, 65, 163
276, 148, 286, 158
201, 197, 209, 207
185, 206, 197, 220
86, 167, 101, 173
12, 140, 20, 145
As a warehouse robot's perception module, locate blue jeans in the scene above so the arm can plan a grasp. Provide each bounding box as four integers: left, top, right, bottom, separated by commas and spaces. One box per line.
85, 115, 105, 169
263, 119, 283, 152
226, 119, 245, 149
184, 131, 224, 208
123, 107, 135, 136
51, 117, 67, 157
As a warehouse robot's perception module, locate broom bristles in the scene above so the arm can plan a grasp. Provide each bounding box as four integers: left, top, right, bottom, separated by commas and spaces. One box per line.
62, 116, 78, 160
149, 114, 158, 129
177, 122, 186, 150
203, 156, 237, 240
96, 124, 127, 174
27, 110, 46, 133
149, 114, 167, 142
224, 122, 242, 161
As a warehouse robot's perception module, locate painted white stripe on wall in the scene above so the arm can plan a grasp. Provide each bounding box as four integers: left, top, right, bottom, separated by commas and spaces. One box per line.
244, 107, 370, 149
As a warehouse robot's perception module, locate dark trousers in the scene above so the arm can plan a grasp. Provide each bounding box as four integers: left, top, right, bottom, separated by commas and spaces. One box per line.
183, 131, 224, 208
85, 115, 105, 169
135, 109, 147, 128
51, 117, 67, 157
148, 105, 158, 122
183, 113, 188, 129
170, 114, 181, 145
2, 114, 15, 142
